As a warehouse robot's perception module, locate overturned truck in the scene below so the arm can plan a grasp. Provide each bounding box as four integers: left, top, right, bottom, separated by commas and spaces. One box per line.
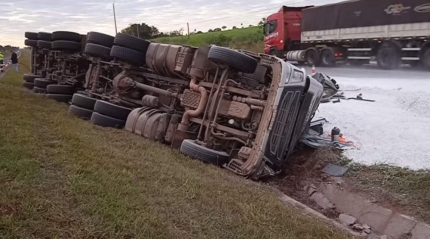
26, 31, 325, 179
81, 32, 324, 178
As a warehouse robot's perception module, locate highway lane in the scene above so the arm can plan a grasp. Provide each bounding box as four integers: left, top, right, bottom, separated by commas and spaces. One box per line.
296, 63, 430, 80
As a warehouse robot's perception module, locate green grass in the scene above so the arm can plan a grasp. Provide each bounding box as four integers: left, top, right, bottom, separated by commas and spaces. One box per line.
347, 163, 430, 224
155, 27, 265, 52
0, 52, 350, 238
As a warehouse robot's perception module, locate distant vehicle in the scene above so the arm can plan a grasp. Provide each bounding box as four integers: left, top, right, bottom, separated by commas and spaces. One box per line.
264, 0, 430, 70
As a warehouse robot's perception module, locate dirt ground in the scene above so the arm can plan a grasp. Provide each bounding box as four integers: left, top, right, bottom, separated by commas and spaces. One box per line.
268, 147, 430, 225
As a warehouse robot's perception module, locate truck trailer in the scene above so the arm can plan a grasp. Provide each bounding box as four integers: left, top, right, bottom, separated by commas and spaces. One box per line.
264, 0, 430, 70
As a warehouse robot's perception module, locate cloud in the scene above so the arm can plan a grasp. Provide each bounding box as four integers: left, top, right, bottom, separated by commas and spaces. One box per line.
0, 0, 343, 47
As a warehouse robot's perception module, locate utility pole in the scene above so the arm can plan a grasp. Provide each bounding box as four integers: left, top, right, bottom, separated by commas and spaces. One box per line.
137, 24, 140, 38
113, 3, 118, 34
187, 22, 190, 39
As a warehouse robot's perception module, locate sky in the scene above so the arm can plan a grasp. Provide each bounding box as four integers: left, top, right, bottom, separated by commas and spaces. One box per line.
0, 0, 343, 47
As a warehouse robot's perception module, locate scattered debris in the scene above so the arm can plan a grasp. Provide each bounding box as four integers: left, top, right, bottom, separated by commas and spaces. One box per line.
347, 93, 376, 102
339, 214, 357, 225
322, 163, 349, 177
364, 228, 372, 234
352, 223, 364, 231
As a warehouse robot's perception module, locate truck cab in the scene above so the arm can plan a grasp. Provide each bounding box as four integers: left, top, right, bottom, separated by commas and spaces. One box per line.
264, 6, 311, 56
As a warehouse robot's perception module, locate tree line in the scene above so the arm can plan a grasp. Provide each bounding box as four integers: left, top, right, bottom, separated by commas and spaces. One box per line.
121, 18, 267, 39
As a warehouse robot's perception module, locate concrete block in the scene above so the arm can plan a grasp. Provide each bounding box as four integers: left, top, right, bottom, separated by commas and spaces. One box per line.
383, 214, 417, 239
322, 184, 393, 233
310, 192, 335, 210
339, 214, 357, 225
411, 223, 430, 239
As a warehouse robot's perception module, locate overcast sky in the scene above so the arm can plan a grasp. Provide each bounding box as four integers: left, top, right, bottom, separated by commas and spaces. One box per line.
0, 0, 342, 47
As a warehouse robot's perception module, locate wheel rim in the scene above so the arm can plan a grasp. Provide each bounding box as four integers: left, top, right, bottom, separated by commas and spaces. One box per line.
307, 52, 316, 64
322, 51, 333, 66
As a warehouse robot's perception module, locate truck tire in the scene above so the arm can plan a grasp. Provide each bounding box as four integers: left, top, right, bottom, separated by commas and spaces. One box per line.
87, 32, 115, 47
46, 85, 75, 95
33, 87, 47, 94
422, 48, 430, 71
113, 33, 150, 53
34, 78, 55, 89
37, 40, 52, 49
52, 31, 82, 42
23, 74, 41, 83
110, 45, 145, 66
377, 46, 400, 70
69, 105, 93, 120
23, 82, 35, 90
91, 112, 126, 128
208, 46, 257, 73
180, 139, 229, 166
84, 43, 111, 59
25, 32, 38, 40
24, 39, 38, 48
320, 49, 335, 67
46, 94, 73, 103
71, 93, 97, 110
305, 48, 319, 66
94, 100, 132, 120
38, 32, 52, 41
52, 40, 82, 52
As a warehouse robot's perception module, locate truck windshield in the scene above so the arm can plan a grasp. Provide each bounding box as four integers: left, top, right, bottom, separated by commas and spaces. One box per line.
264, 21, 278, 36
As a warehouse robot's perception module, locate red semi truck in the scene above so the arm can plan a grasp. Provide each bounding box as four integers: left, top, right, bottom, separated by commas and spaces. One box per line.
264, 0, 430, 70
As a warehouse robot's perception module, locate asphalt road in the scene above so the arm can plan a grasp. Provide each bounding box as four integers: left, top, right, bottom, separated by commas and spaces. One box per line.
298, 64, 430, 80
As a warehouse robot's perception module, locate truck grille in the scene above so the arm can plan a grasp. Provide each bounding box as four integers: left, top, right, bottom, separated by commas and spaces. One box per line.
266, 89, 302, 168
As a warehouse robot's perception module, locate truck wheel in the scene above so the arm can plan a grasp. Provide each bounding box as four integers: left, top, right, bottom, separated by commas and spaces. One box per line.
38, 32, 52, 41
69, 105, 93, 120
84, 43, 111, 59
113, 33, 150, 53
24, 40, 38, 48
46, 85, 75, 95
52, 40, 82, 52
33, 87, 47, 94
23, 82, 35, 90
25, 32, 38, 40
34, 78, 55, 89
320, 49, 335, 67
110, 45, 146, 66
208, 46, 257, 73
305, 48, 319, 66
46, 94, 73, 103
180, 139, 230, 166
52, 31, 82, 42
377, 47, 400, 70
422, 48, 430, 71
71, 93, 97, 110
23, 74, 41, 83
37, 40, 52, 50
86, 32, 114, 48
94, 100, 132, 120
91, 112, 126, 128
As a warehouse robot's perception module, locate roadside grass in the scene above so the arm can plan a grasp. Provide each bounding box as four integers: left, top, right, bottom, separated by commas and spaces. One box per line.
0, 54, 350, 238
155, 26, 264, 52
347, 163, 430, 224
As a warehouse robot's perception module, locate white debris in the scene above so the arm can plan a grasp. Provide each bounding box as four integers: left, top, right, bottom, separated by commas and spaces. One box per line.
316, 76, 430, 170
